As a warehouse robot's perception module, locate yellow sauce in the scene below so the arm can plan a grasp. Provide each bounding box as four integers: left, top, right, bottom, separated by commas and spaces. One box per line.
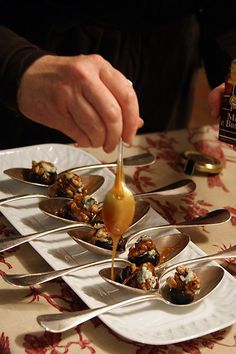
103, 158, 135, 280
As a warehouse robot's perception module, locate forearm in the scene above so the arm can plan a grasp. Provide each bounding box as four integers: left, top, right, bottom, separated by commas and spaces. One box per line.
0, 26, 48, 112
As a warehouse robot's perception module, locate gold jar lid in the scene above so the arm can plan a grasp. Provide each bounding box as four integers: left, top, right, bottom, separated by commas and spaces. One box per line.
180, 150, 222, 175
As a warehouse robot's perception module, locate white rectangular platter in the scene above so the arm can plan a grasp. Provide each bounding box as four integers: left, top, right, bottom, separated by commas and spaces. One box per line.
0, 143, 236, 345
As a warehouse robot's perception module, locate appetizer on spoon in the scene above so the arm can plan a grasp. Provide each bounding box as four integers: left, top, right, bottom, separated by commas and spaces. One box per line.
0, 173, 105, 205
0, 208, 229, 254
100, 243, 236, 295
3, 152, 156, 187
37, 265, 224, 333
2, 232, 190, 286
37, 179, 196, 223
0, 200, 149, 253
67, 208, 230, 256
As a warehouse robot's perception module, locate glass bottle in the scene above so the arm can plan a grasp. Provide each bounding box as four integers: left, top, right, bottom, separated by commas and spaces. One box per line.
219, 59, 236, 145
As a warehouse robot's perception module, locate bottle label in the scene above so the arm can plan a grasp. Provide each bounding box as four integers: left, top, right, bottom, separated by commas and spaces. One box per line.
219, 85, 236, 144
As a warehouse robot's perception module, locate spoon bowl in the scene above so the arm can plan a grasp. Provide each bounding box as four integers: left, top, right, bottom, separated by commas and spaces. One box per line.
37, 265, 224, 333
67, 208, 230, 256
3, 152, 156, 187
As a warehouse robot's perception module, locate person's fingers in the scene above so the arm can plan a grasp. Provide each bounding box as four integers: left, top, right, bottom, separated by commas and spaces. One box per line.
137, 117, 144, 129
65, 109, 93, 147
69, 92, 107, 148
208, 84, 225, 118
100, 65, 140, 145
79, 77, 123, 152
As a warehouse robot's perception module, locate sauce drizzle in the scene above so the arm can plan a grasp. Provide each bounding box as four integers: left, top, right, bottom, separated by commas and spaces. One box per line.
103, 140, 135, 280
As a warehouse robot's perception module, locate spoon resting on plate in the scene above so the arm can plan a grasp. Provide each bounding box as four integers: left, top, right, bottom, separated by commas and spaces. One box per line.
3, 152, 156, 188
0, 174, 105, 205
0, 200, 150, 253
37, 179, 196, 223
2, 232, 190, 286
99, 244, 236, 295
0, 178, 196, 207
68, 208, 230, 256
37, 265, 224, 333
0, 208, 229, 254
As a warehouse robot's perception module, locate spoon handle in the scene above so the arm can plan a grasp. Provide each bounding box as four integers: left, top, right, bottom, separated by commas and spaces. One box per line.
127, 209, 230, 245
2, 258, 130, 287
62, 153, 155, 174
37, 292, 160, 333
0, 223, 93, 252
134, 179, 196, 198
157, 245, 236, 276
0, 194, 48, 206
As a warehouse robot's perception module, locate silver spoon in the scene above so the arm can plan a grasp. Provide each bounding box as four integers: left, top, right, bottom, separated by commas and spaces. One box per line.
37, 265, 224, 333
38, 179, 196, 224
0, 223, 94, 252
67, 208, 230, 256
100, 244, 236, 295
125, 208, 231, 244
0, 178, 196, 207
3, 152, 156, 187
39, 197, 150, 224
0, 174, 104, 206
2, 232, 190, 287
0, 200, 150, 252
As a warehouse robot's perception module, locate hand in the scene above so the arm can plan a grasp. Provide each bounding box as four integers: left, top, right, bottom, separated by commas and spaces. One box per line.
17, 54, 143, 153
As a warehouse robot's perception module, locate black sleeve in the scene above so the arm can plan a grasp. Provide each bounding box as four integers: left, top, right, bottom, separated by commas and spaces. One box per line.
0, 26, 48, 112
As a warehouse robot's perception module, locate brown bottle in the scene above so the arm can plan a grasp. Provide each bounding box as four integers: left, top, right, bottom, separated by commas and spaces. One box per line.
219, 59, 236, 145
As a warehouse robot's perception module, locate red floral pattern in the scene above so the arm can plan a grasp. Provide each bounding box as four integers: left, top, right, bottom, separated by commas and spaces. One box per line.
0, 333, 10, 354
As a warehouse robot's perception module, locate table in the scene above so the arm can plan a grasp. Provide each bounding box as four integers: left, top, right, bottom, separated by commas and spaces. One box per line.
0, 123, 236, 353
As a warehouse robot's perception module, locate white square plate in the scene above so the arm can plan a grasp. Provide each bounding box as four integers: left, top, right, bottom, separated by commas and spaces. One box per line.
0, 143, 236, 345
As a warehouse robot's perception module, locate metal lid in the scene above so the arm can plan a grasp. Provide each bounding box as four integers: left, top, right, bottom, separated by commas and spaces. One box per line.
180, 150, 222, 175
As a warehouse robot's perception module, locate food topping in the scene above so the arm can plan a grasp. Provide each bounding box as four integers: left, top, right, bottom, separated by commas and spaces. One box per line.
90, 224, 125, 251
166, 266, 201, 304
28, 160, 57, 185
119, 262, 159, 291
48, 172, 86, 198
59, 194, 99, 223
128, 235, 160, 266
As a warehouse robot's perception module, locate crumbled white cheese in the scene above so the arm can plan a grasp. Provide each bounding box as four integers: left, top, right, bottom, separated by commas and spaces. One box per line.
41, 161, 56, 173
137, 264, 157, 289
83, 196, 98, 210
180, 269, 194, 283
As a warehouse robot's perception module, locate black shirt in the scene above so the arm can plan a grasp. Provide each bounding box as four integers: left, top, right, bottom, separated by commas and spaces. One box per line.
0, 0, 235, 149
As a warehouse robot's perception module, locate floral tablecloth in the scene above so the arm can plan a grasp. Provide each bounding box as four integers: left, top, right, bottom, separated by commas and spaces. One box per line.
0, 123, 236, 354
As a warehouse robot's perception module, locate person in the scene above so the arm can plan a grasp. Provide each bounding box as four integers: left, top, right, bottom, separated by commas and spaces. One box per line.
0, 1, 236, 152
